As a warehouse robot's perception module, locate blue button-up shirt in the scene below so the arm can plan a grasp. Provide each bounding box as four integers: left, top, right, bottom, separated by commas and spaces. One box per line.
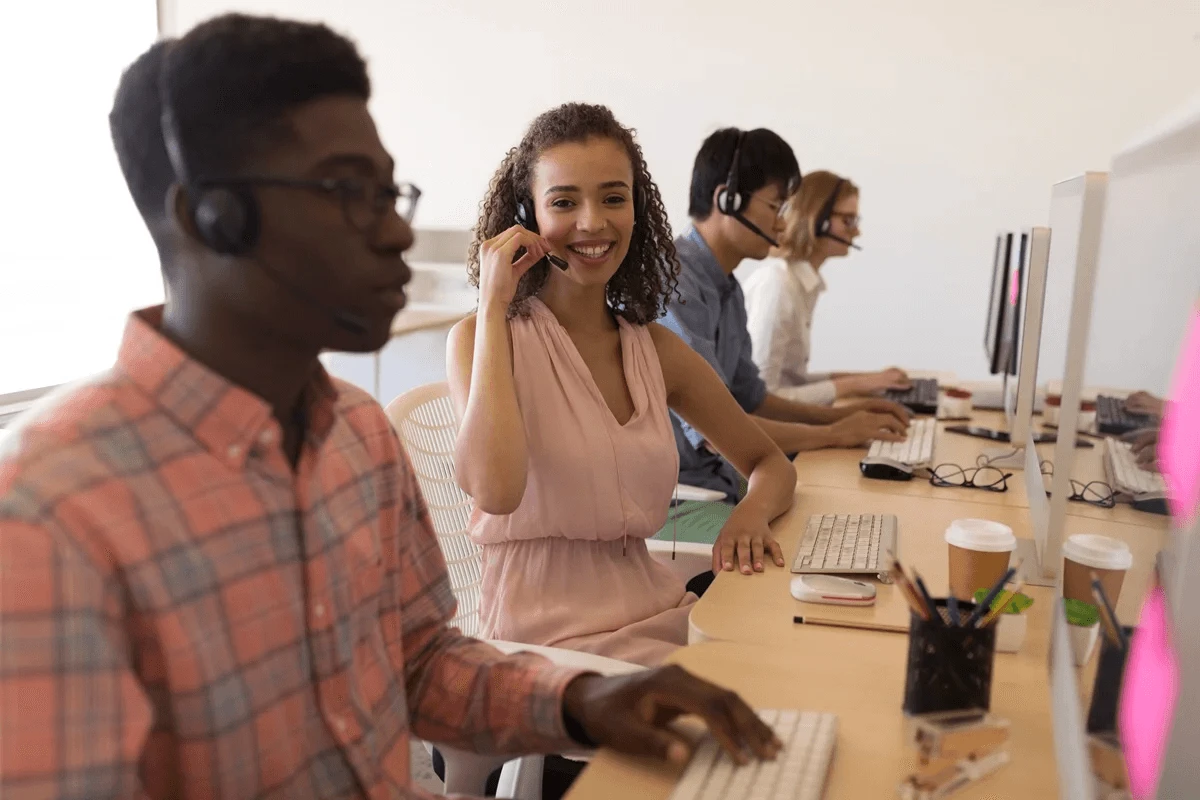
660, 227, 768, 498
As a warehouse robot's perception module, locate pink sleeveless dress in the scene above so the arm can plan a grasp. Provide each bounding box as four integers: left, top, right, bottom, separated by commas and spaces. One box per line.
468, 298, 695, 667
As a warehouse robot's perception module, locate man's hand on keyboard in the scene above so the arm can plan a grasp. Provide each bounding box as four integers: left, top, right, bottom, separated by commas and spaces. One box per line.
561, 666, 782, 767
1124, 391, 1165, 418
829, 410, 907, 447
843, 397, 912, 425
1122, 427, 1161, 469
713, 506, 785, 574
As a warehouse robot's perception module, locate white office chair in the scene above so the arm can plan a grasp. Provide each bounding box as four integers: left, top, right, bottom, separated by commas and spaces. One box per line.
385, 382, 651, 799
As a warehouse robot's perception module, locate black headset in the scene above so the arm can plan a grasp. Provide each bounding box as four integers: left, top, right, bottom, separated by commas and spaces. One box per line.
160, 106, 262, 256
715, 131, 746, 215
713, 130, 779, 247
814, 178, 862, 250
158, 77, 369, 333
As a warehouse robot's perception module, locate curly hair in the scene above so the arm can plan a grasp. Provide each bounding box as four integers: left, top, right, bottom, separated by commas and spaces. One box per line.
468, 103, 679, 324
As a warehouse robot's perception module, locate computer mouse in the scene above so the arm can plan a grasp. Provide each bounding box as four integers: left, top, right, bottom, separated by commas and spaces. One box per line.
790, 574, 877, 606
860, 458, 915, 481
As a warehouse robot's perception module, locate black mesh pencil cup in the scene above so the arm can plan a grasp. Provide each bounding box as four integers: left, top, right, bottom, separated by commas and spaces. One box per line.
903, 599, 997, 715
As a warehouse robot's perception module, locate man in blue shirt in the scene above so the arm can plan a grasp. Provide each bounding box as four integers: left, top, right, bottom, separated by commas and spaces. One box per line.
662, 128, 909, 498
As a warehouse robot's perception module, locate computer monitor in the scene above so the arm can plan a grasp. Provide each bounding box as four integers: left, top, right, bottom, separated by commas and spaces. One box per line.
984, 232, 1018, 375
1083, 99, 1200, 398
1008, 228, 1051, 447
1021, 174, 1110, 586
970, 228, 1055, 478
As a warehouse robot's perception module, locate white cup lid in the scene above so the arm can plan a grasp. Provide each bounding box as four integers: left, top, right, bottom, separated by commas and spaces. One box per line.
944, 519, 1017, 552
1063, 534, 1133, 571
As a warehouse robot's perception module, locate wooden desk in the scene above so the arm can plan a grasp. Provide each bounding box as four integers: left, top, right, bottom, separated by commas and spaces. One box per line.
372, 302, 470, 399
792, 410, 1164, 527
389, 303, 470, 337
564, 638, 1059, 799
688, 486, 1167, 646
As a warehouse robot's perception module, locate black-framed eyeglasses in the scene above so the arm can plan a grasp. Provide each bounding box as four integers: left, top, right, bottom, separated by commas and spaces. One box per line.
1039, 460, 1117, 508
201, 176, 421, 230
926, 463, 1012, 493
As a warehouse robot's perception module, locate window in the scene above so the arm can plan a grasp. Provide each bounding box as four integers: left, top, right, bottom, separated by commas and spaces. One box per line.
0, 3, 161, 396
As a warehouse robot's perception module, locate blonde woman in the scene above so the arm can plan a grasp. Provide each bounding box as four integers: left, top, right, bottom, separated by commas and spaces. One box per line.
742, 170, 909, 404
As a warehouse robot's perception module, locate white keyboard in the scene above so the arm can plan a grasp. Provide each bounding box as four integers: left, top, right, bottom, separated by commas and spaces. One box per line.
866, 417, 936, 467
791, 513, 898, 575
1105, 438, 1166, 497
668, 709, 838, 800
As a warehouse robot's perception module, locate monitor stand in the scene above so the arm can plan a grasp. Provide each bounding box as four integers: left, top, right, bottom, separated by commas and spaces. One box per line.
1012, 538, 1059, 588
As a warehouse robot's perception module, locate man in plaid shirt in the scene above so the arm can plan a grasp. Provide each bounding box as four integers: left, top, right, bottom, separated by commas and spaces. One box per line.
0, 13, 779, 800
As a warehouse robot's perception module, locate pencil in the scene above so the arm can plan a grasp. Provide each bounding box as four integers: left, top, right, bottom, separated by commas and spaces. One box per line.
887, 551, 932, 621
793, 616, 908, 633
1090, 572, 1127, 650
979, 575, 1026, 628
964, 562, 1021, 628
912, 571, 942, 625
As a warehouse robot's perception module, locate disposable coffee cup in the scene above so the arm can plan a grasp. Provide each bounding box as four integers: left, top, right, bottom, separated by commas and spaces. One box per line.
1062, 534, 1132, 605
945, 519, 1017, 601
1077, 400, 1097, 433
941, 388, 973, 418
1044, 394, 1062, 427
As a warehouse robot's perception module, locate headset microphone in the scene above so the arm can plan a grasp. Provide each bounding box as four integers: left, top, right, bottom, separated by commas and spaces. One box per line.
252, 255, 371, 335
733, 212, 779, 248
814, 177, 862, 251
823, 232, 862, 251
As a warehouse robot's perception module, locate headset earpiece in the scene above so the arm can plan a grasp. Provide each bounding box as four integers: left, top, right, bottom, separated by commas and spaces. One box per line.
514, 196, 539, 233
716, 130, 747, 216
815, 178, 845, 237
192, 184, 261, 255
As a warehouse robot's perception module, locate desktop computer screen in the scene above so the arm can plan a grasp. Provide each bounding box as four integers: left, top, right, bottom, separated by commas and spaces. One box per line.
996, 232, 1027, 379
1008, 228, 1051, 444
1084, 96, 1200, 397
1039, 173, 1109, 584
984, 232, 1018, 375
969, 229, 1050, 451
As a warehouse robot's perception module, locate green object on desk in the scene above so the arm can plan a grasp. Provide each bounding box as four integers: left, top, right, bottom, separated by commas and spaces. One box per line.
1065, 598, 1100, 627
650, 501, 734, 545
973, 589, 1034, 615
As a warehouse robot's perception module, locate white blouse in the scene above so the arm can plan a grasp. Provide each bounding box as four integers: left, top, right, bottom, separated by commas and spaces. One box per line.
741, 257, 836, 405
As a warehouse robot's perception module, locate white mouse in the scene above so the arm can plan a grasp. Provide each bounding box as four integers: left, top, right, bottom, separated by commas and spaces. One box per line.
790, 574, 877, 606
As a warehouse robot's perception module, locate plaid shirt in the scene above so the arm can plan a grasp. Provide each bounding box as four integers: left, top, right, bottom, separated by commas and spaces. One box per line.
0, 307, 582, 799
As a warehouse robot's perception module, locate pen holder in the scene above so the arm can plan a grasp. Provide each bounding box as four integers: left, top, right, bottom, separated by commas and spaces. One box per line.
1086, 625, 1135, 735
903, 600, 997, 715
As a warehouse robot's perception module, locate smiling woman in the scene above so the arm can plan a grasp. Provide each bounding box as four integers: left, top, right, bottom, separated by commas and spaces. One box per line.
466, 104, 678, 324
446, 103, 797, 668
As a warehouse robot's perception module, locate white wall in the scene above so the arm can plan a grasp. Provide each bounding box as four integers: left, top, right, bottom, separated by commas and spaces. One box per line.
2, 0, 160, 395
167, 0, 1200, 381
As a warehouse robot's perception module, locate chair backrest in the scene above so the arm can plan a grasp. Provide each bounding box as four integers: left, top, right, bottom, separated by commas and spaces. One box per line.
384, 382, 483, 637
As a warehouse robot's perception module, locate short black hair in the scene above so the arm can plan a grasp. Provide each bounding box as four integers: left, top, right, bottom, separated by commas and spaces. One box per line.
161, 13, 370, 184
688, 127, 800, 220
109, 38, 175, 223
